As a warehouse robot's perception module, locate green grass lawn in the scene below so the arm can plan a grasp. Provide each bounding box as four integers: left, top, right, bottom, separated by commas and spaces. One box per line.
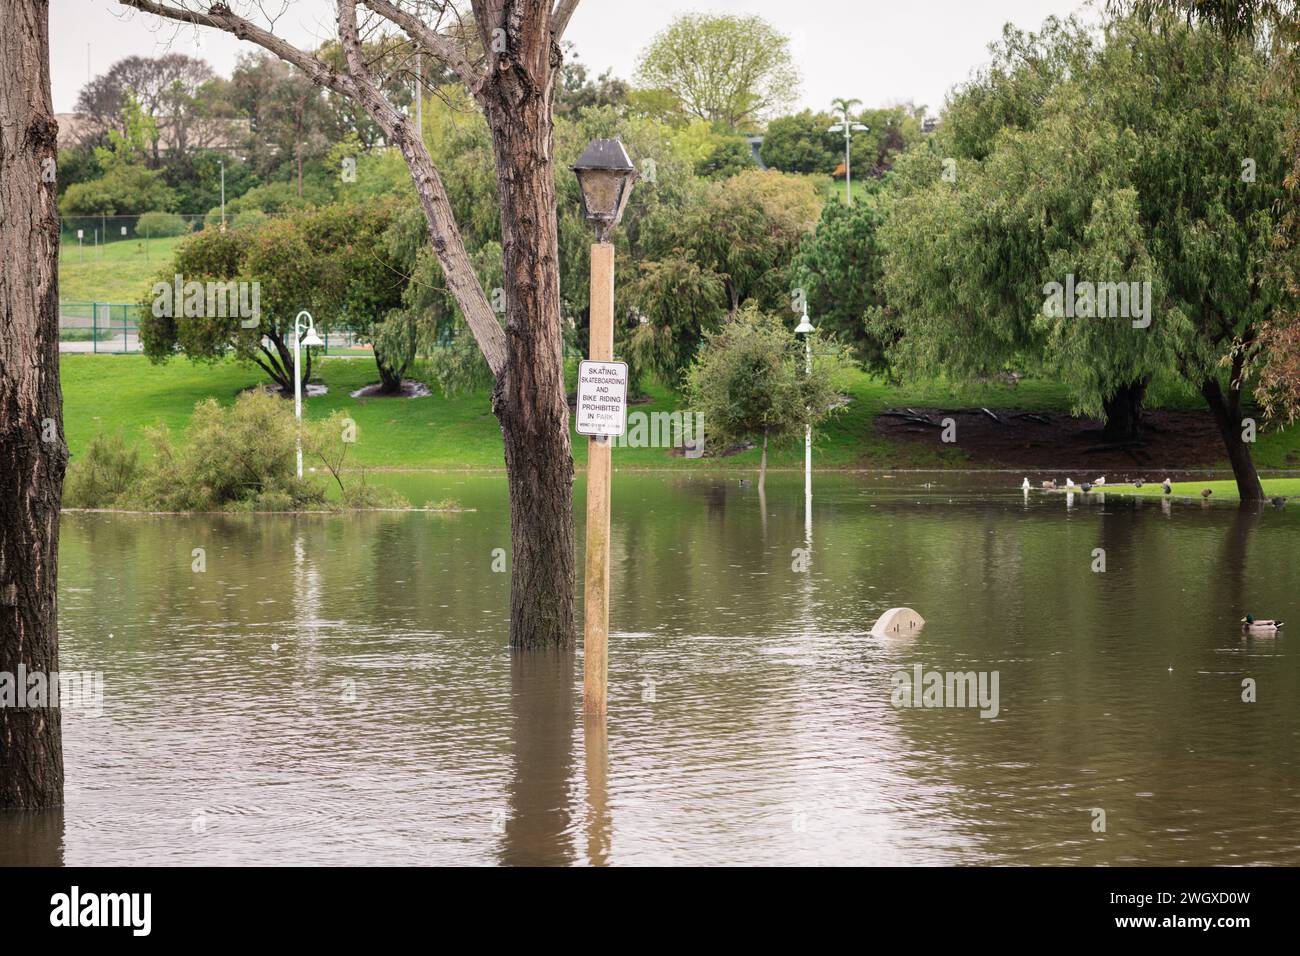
59, 236, 184, 305
59, 353, 1300, 474
1090, 478, 1300, 502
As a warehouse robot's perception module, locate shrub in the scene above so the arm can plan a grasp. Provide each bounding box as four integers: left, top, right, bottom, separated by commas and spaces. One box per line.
136, 211, 191, 239
64, 430, 141, 508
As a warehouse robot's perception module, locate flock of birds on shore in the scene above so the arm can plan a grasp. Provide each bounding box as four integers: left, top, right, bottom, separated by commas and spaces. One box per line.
1018, 475, 1286, 634
1020, 475, 1289, 508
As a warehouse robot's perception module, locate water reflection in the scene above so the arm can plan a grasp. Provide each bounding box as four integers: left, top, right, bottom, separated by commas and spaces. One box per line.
2, 473, 1297, 865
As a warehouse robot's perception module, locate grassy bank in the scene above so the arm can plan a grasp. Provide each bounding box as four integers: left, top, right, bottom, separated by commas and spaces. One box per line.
1089, 478, 1300, 502
60, 353, 1300, 473
59, 236, 183, 305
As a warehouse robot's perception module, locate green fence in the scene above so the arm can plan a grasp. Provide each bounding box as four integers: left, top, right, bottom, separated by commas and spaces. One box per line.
59, 302, 142, 353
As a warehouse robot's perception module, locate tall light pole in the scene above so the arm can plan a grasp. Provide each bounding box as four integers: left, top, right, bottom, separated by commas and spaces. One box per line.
795, 308, 815, 534
828, 107, 869, 205
293, 310, 323, 479
219, 158, 226, 230
572, 139, 636, 716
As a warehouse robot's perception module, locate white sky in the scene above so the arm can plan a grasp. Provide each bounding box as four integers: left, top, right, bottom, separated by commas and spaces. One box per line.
51, 0, 1099, 115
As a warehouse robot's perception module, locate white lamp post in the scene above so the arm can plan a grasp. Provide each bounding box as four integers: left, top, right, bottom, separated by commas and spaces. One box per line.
828, 113, 869, 205
795, 308, 815, 535
293, 310, 323, 478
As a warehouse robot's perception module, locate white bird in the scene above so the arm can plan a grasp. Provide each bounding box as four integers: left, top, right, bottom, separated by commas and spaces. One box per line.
1093, 476, 1106, 486
1022, 477, 1031, 490
1065, 478, 1076, 488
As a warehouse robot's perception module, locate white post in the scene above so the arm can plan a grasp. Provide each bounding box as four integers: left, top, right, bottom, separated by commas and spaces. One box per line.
220, 160, 226, 228
294, 324, 303, 479
844, 123, 852, 205
805, 333, 812, 533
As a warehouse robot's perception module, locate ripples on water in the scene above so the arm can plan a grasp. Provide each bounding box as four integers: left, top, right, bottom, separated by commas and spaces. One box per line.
4, 473, 1298, 865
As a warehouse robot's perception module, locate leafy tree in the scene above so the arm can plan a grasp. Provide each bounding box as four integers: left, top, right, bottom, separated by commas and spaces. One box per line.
685, 306, 850, 490
761, 110, 839, 174
59, 164, 177, 216
694, 135, 758, 179
635, 13, 800, 129
793, 192, 894, 366
880, 14, 1293, 498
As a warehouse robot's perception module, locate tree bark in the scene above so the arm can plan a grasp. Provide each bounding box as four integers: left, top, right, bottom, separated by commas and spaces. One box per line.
1201, 376, 1265, 501
0, 0, 66, 809
485, 17, 575, 650
1102, 379, 1148, 442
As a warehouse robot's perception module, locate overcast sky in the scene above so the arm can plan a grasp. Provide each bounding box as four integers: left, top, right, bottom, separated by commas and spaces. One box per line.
51, 0, 1100, 115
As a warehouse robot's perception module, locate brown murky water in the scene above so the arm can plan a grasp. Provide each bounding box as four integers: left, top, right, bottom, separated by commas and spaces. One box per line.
3, 473, 1298, 865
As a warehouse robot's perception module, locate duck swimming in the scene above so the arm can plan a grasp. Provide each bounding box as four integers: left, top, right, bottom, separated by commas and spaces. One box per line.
1162, 478, 1172, 494
1242, 615, 1285, 634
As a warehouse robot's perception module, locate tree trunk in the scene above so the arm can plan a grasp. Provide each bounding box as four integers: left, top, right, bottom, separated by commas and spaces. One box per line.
1102, 379, 1148, 442
486, 39, 575, 651
373, 349, 404, 394
759, 430, 769, 493
1201, 376, 1265, 501
0, 0, 66, 809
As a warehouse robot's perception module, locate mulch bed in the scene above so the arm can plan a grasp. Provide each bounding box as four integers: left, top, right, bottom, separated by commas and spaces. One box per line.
874, 407, 1228, 471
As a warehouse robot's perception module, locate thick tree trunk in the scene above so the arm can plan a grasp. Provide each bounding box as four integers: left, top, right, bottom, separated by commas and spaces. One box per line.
1102, 379, 1148, 442
0, 0, 66, 809
1201, 376, 1265, 501
486, 33, 575, 651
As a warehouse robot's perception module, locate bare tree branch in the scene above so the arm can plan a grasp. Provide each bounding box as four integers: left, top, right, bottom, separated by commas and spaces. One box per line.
361, 0, 487, 104
117, 0, 359, 99
551, 0, 579, 40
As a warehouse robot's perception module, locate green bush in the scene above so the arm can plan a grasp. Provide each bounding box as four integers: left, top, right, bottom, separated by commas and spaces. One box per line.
136, 211, 191, 238
64, 429, 140, 508
62, 390, 403, 512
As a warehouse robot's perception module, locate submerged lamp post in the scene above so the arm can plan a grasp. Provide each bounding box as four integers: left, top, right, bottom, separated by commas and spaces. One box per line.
795, 308, 815, 533
573, 139, 636, 714
293, 310, 323, 479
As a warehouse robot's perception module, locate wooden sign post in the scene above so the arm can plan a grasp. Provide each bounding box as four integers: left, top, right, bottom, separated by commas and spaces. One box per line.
579, 242, 624, 714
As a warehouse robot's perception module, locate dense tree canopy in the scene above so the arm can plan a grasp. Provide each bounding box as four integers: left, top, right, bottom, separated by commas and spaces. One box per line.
878, 14, 1294, 497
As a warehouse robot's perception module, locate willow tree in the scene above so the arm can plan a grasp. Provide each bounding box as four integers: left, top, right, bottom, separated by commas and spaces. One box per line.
120, 0, 582, 647
881, 15, 1292, 498
0, 0, 65, 808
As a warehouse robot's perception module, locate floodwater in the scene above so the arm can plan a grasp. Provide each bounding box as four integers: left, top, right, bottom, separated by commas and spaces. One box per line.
3, 473, 1299, 865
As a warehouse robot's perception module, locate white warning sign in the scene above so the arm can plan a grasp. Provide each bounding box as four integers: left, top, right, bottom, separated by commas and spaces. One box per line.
576, 360, 628, 437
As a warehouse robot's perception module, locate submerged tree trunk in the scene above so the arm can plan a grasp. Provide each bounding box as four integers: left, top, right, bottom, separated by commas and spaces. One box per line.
1102, 379, 1148, 442
1202, 376, 1265, 501
0, 0, 66, 809
486, 33, 575, 651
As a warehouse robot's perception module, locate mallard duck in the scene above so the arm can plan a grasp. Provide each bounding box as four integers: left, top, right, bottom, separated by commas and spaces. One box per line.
1201, 488, 1213, 499
1271, 496, 1287, 508
1134, 479, 1145, 488
1081, 482, 1093, 493
1162, 478, 1172, 494
1041, 479, 1057, 489
1242, 615, 1285, 634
